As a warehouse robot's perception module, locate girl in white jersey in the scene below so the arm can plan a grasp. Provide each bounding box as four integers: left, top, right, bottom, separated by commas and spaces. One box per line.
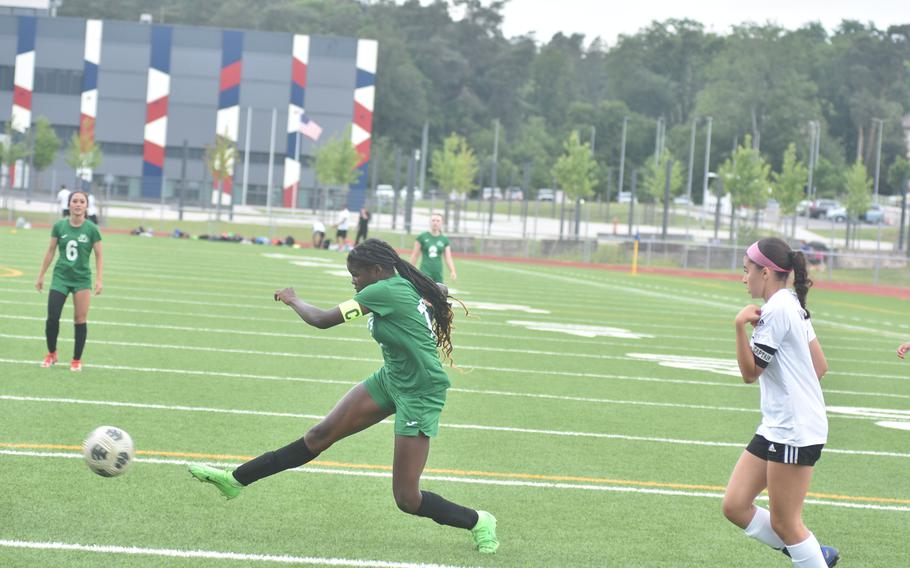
722, 237, 839, 567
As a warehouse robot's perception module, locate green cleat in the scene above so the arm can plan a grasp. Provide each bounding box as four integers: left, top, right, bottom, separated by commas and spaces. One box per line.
187, 464, 244, 500
471, 510, 499, 554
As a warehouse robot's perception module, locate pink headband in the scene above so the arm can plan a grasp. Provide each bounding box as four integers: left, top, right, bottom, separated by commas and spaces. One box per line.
747, 241, 790, 273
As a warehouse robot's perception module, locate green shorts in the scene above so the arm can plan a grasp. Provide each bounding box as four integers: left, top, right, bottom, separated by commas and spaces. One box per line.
363, 368, 447, 437
50, 278, 91, 296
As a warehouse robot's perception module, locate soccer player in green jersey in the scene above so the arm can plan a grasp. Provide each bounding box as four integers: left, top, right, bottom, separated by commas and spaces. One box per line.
36, 191, 103, 372
188, 238, 498, 554
409, 213, 456, 283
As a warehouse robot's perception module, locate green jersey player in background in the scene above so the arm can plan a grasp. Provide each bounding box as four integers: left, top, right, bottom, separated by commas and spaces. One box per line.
36, 190, 103, 372
188, 238, 498, 554
410, 213, 457, 283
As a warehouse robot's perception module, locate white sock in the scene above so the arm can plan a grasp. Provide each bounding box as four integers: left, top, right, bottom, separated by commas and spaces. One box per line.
787, 533, 827, 568
744, 507, 785, 549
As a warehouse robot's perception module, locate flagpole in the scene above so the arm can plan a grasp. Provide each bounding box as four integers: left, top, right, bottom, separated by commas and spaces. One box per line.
294, 129, 300, 213
266, 107, 276, 233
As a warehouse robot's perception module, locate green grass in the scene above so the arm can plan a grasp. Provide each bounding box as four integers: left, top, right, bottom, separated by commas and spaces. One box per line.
810, 225, 900, 242
1, 227, 909, 566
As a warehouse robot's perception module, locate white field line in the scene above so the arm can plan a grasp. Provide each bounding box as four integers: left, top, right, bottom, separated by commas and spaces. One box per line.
2, 313, 907, 378
2, 450, 909, 512
1, 394, 905, 458
5, 251, 906, 333
1, 337, 904, 403
0, 538, 475, 567
474, 262, 910, 341
0, 297, 897, 355
0, 286, 898, 354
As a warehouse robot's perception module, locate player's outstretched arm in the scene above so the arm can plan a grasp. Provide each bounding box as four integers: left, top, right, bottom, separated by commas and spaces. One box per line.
274, 287, 369, 329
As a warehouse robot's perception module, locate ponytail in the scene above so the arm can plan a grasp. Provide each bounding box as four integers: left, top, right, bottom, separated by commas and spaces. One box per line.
790, 250, 812, 318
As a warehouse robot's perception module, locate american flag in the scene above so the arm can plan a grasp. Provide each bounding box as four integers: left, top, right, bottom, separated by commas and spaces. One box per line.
299, 114, 323, 141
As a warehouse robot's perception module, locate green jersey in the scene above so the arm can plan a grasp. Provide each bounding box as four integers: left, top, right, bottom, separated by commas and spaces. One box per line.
51, 219, 102, 286
416, 231, 449, 282
354, 274, 450, 395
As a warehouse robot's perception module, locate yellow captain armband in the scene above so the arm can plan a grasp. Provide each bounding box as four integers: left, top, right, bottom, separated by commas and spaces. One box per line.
338, 299, 364, 322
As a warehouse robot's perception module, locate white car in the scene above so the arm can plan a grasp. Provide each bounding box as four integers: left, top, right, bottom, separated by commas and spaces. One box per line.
617, 191, 637, 204
537, 188, 555, 201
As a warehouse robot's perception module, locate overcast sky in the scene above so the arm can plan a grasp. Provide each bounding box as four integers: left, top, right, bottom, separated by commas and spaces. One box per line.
497, 0, 907, 45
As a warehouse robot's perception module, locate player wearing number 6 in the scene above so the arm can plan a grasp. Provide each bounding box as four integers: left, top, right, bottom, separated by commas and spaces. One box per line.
188, 238, 498, 554
35, 190, 103, 372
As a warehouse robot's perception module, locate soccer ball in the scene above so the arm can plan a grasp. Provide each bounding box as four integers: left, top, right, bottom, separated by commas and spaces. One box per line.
83, 426, 134, 477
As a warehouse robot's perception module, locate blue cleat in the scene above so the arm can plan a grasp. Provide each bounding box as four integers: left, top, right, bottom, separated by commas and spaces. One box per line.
821, 546, 840, 567
782, 544, 839, 567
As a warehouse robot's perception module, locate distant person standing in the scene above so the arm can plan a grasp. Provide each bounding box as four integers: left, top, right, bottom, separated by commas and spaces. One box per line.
86, 192, 99, 225
410, 213, 456, 283
355, 207, 371, 244
335, 205, 350, 246
57, 185, 71, 217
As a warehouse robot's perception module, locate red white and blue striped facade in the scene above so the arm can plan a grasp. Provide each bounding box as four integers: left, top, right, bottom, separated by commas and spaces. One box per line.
10, 15, 35, 134
141, 25, 172, 199
213, 30, 244, 206
282, 34, 309, 208
77, 19, 103, 190
349, 39, 378, 210
0, 14, 377, 206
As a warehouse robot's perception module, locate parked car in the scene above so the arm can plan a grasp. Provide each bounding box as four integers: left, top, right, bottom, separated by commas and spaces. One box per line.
808, 199, 840, 219
537, 188, 555, 201
375, 184, 395, 201
825, 204, 884, 224
672, 195, 691, 206
617, 191, 637, 204
796, 199, 811, 216
481, 187, 503, 200
504, 187, 523, 201
796, 240, 828, 265
400, 187, 423, 201
861, 204, 885, 224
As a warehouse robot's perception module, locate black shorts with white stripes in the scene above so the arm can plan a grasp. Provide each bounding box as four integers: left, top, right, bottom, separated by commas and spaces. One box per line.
746, 434, 824, 466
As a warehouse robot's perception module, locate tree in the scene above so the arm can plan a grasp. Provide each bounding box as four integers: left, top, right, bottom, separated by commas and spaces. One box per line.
772, 143, 808, 236
430, 133, 478, 199
718, 135, 771, 210
843, 161, 872, 247
888, 156, 910, 249
643, 150, 684, 204
1, 121, 30, 212
32, 117, 61, 193
552, 132, 597, 238
717, 135, 771, 237
887, 156, 910, 196
313, 126, 362, 195
204, 132, 236, 221
65, 125, 103, 189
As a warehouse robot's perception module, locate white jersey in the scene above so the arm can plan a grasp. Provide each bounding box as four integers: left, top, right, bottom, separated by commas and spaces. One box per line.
57, 188, 71, 212
87, 193, 98, 216
312, 220, 325, 233
336, 208, 350, 231
750, 289, 828, 446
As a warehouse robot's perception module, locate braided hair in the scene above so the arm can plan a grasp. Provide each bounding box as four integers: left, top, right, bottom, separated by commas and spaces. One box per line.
347, 238, 457, 363
753, 237, 813, 318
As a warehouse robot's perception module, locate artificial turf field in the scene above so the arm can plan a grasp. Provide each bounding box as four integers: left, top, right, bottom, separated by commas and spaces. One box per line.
1, 228, 908, 567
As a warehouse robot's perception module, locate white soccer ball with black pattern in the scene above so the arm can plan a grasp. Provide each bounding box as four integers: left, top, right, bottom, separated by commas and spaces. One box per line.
82, 426, 134, 477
